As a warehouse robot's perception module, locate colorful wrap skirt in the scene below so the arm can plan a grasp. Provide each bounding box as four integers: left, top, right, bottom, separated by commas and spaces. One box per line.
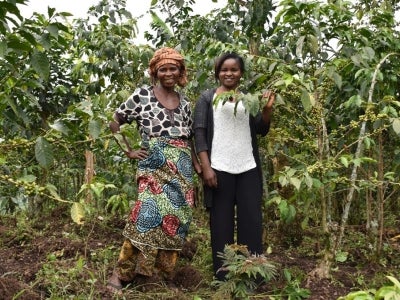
117, 137, 194, 279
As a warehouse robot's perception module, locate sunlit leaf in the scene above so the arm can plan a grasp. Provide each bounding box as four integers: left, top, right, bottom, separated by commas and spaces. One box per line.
296, 35, 305, 58
49, 119, 70, 135
335, 251, 348, 262
289, 177, 301, 190
46, 24, 59, 38
71, 202, 85, 225
392, 118, 400, 135
340, 156, 349, 168
150, 11, 173, 36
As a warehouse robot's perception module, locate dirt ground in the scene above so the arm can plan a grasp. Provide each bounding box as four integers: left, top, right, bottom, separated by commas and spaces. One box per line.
1, 205, 399, 300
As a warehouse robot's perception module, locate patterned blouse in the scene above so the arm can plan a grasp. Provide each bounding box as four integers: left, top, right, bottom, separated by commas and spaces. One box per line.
115, 86, 193, 139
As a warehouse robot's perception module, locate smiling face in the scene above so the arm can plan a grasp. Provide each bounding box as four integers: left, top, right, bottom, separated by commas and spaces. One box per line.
217, 58, 243, 91
156, 63, 181, 89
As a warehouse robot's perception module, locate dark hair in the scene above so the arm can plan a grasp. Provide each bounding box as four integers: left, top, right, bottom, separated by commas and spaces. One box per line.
214, 52, 245, 81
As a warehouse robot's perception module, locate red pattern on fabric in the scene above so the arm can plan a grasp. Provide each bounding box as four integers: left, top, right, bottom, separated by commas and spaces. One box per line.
138, 175, 162, 194
138, 176, 149, 193
148, 176, 162, 194
169, 139, 188, 148
167, 160, 178, 174
130, 201, 142, 223
185, 189, 195, 206
162, 215, 180, 236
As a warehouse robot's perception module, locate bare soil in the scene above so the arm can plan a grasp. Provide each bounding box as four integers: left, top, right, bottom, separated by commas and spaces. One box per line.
1, 205, 399, 299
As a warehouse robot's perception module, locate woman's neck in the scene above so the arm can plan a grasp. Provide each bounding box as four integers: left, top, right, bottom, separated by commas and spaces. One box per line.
155, 85, 175, 94
153, 85, 180, 110
216, 86, 239, 94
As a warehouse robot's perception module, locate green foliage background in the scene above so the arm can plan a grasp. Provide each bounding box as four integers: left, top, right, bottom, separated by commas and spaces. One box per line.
1, 0, 400, 296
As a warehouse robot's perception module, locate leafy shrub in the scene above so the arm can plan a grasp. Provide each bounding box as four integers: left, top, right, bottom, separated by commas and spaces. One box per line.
338, 276, 400, 300
211, 244, 277, 299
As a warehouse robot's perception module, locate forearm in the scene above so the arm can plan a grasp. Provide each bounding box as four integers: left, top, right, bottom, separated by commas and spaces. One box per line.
198, 151, 211, 171
109, 115, 133, 153
190, 141, 202, 174
262, 106, 273, 123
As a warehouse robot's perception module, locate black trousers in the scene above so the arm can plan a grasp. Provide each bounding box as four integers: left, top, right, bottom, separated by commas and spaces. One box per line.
209, 167, 263, 280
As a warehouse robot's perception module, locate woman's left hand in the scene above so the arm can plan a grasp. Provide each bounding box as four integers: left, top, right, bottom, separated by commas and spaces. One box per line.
262, 90, 275, 110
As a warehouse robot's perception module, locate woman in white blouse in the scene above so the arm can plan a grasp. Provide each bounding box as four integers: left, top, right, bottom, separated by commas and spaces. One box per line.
194, 52, 275, 281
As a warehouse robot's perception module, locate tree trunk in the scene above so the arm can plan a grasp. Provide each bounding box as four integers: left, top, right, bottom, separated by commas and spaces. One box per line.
376, 130, 384, 257
334, 53, 395, 258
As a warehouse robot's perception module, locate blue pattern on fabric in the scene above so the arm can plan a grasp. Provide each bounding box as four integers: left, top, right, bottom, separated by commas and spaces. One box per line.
136, 198, 162, 233
177, 222, 190, 239
139, 145, 166, 171
163, 178, 186, 209
176, 151, 193, 182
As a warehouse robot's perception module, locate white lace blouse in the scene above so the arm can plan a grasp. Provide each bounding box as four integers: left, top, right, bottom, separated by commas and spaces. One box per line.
210, 97, 256, 174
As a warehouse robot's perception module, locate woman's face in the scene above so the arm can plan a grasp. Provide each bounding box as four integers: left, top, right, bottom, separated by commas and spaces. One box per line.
157, 63, 181, 88
218, 58, 242, 90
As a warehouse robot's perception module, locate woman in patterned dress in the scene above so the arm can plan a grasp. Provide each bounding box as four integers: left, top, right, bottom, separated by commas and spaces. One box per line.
107, 47, 201, 293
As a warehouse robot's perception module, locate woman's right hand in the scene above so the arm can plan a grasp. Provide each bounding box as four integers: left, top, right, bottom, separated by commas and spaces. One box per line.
202, 166, 218, 188
125, 149, 148, 160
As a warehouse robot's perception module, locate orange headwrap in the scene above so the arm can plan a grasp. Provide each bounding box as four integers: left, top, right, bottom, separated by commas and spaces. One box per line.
148, 47, 188, 87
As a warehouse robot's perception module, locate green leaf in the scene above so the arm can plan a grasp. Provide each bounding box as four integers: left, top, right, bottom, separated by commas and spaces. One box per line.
340, 156, 349, 168
241, 93, 260, 117
49, 119, 70, 135
90, 184, 104, 198
283, 73, 294, 87
312, 178, 322, 188
332, 72, 342, 89
31, 51, 50, 81
19, 29, 37, 46
45, 183, 63, 201
289, 177, 301, 190
362, 46, 375, 60
35, 137, 54, 169
150, 11, 173, 36
19, 175, 36, 182
296, 35, 305, 58
88, 119, 102, 139
335, 251, 348, 262
375, 285, 399, 299
386, 275, 400, 290
392, 118, 400, 135
4, 95, 18, 116
353, 158, 361, 167
307, 34, 319, 56
345, 95, 362, 108
337, 291, 373, 300
304, 173, 313, 188
47, 24, 59, 38
301, 89, 312, 112
0, 40, 6, 57
7, 35, 31, 52
363, 137, 371, 149
71, 202, 85, 225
